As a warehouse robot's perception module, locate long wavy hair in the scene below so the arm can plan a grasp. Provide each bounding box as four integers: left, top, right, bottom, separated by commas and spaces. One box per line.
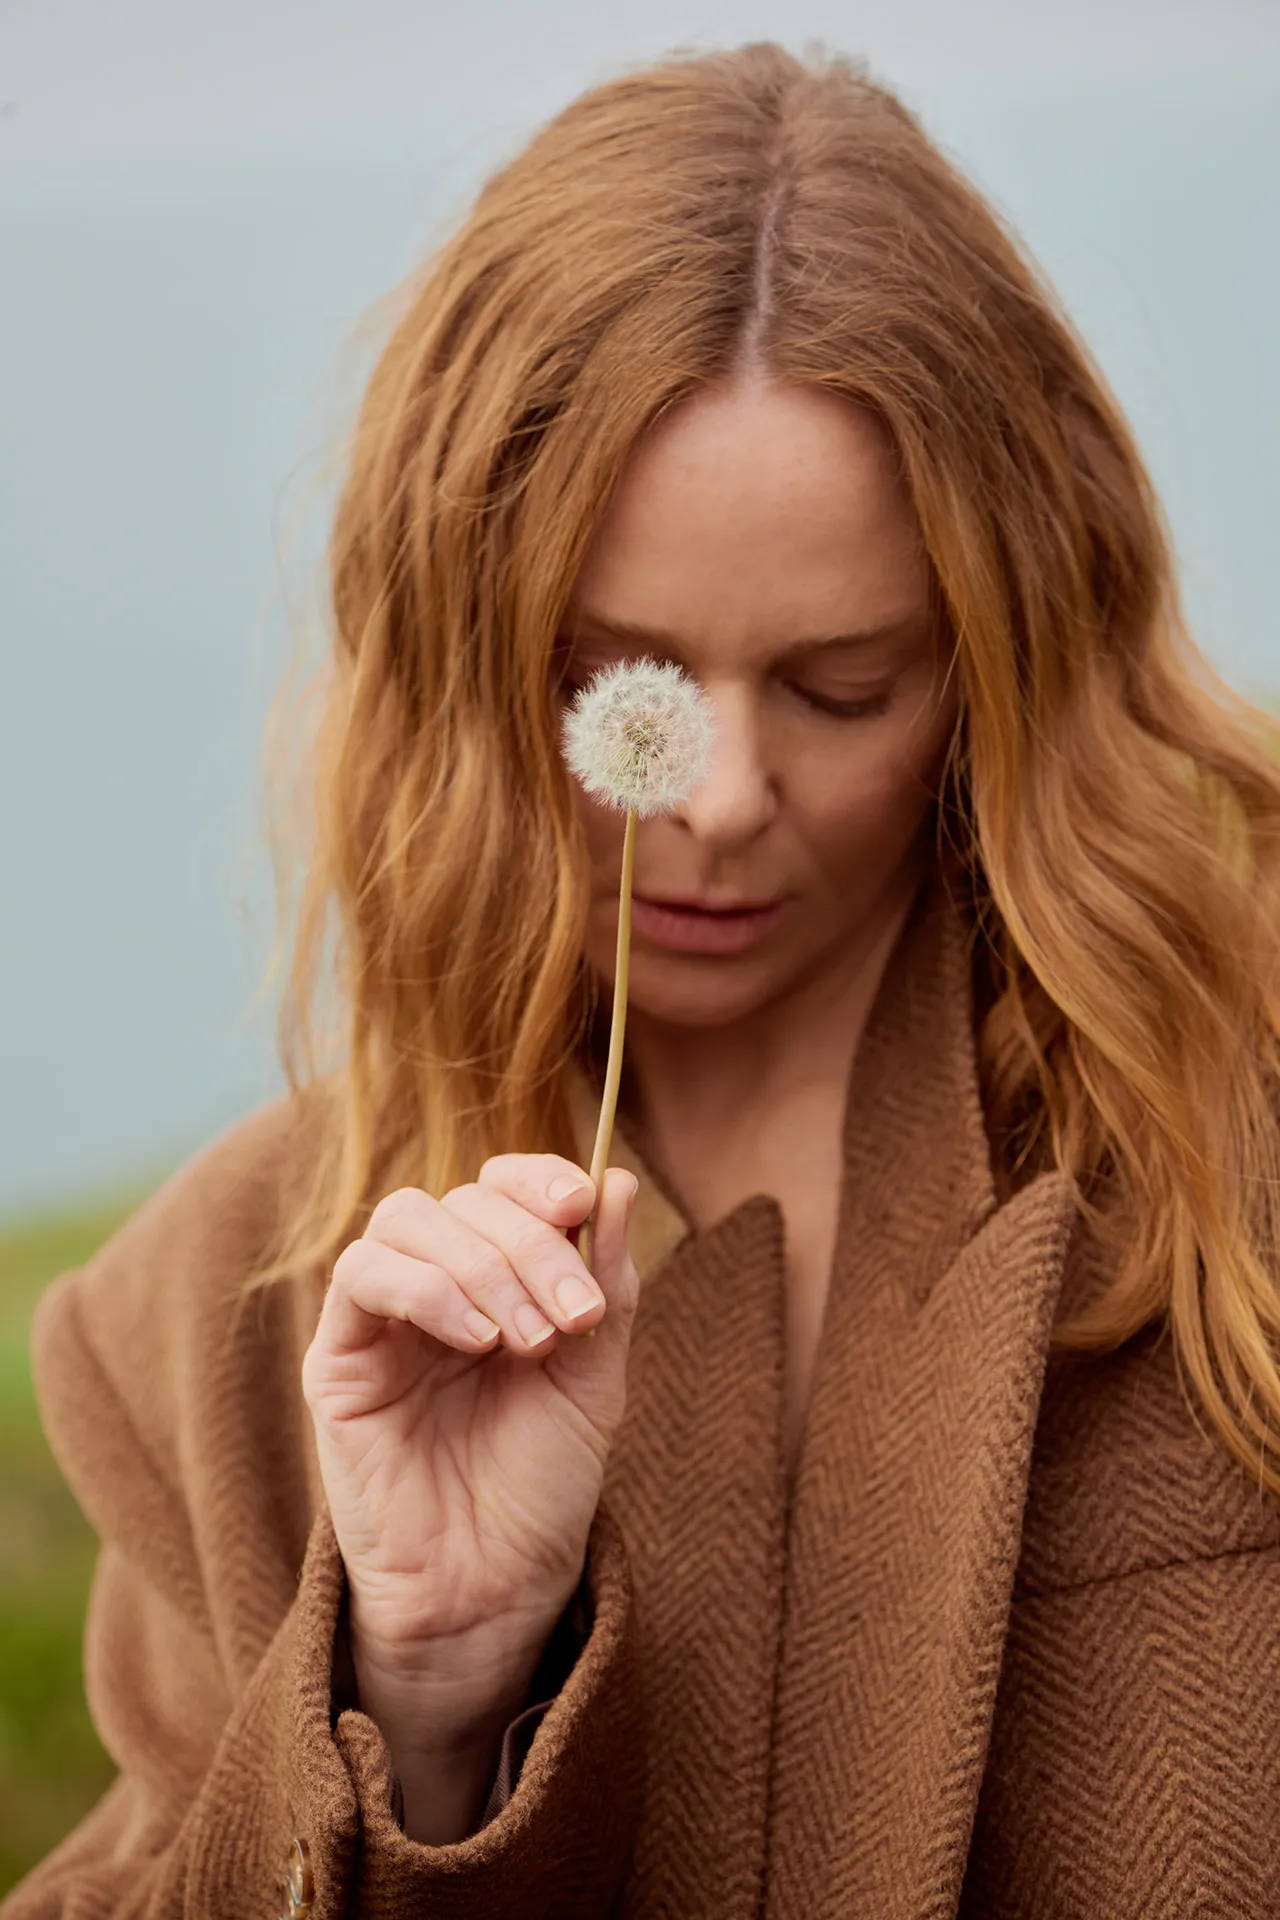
240, 40, 1280, 1498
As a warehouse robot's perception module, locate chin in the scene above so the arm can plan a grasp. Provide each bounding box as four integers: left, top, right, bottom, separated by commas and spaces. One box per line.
596, 945, 782, 1027
629, 988, 770, 1031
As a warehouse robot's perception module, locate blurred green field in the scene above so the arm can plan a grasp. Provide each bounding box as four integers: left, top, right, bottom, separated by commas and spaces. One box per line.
0, 1174, 167, 1893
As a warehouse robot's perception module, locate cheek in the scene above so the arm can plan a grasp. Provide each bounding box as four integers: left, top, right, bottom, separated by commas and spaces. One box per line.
799, 712, 953, 856
864, 680, 958, 801
573, 788, 623, 865
806, 724, 937, 812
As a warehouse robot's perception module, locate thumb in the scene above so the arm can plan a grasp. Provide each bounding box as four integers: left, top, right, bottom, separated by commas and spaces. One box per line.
546, 1168, 640, 1407
587, 1166, 640, 1315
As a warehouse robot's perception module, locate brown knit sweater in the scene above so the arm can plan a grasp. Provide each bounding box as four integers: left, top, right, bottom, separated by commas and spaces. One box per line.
8, 869, 1280, 1917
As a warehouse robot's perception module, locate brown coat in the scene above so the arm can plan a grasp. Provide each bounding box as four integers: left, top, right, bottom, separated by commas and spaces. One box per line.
9, 869, 1280, 1918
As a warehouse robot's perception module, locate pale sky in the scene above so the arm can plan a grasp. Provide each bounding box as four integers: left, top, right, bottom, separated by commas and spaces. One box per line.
5, 0, 1277, 173
2, 2, 1276, 1211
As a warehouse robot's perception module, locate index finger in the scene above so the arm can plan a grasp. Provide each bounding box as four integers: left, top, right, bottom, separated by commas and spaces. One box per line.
474, 1152, 597, 1228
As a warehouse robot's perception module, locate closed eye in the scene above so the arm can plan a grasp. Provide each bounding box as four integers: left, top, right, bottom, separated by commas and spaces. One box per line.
555, 662, 892, 721
789, 685, 892, 719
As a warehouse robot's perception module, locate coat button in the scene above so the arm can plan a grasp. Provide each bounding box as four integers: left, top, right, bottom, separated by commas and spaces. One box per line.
285, 1837, 314, 1916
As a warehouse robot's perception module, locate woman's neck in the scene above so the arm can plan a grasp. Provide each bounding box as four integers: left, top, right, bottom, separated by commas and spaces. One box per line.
600, 868, 924, 1184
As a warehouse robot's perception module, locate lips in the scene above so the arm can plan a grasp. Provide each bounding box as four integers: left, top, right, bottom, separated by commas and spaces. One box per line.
628, 892, 791, 956
634, 893, 783, 914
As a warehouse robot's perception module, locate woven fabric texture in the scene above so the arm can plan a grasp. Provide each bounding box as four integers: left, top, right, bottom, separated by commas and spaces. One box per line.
8, 864, 1280, 1917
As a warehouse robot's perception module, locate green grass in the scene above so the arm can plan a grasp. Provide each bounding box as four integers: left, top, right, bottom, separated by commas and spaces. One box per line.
0, 1176, 166, 1892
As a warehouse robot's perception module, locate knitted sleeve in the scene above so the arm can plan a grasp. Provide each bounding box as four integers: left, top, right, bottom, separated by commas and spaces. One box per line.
6, 1239, 641, 1917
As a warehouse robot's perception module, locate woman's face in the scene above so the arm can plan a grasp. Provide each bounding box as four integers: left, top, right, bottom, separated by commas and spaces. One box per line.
556, 376, 960, 1032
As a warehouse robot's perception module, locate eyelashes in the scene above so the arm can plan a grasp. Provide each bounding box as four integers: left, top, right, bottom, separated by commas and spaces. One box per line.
557, 669, 892, 723
791, 686, 892, 720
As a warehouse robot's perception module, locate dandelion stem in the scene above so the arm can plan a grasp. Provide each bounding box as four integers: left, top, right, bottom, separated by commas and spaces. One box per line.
578, 804, 636, 1278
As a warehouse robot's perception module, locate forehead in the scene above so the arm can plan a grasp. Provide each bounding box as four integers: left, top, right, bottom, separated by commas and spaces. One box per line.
569, 379, 931, 655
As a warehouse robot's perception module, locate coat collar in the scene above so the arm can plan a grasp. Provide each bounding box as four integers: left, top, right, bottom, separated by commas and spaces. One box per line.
567, 858, 1031, 1310
567, 862, 1082, 1918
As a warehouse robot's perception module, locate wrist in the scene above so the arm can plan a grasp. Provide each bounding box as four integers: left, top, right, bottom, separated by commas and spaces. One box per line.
348, 1614, 551, 1762
390, 1730, 508, 1845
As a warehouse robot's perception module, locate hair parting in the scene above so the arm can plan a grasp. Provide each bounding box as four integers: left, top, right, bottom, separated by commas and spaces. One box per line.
241, 39, 1280, 1499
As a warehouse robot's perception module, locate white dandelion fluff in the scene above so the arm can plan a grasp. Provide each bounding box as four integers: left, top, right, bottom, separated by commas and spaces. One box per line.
560, 656, 716, 819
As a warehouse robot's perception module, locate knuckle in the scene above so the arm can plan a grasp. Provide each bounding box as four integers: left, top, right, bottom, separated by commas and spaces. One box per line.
367, 1185, 425, 1235
300, 1334, 337, 1405
331, 1237, 371, 1288
503, 1211, 551, 1264
455, 1243, 511, 1296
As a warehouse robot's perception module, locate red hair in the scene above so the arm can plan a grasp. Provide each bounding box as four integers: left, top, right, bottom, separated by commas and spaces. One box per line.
245, 42, 1280, 1498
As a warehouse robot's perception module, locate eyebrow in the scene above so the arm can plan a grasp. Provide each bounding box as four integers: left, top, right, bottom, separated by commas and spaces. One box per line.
564, 607, 927, 661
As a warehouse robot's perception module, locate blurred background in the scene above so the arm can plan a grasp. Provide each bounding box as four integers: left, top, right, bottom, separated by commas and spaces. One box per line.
1, 0, 1276, 1883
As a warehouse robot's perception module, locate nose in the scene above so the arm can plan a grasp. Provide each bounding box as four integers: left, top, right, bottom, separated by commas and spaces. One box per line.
671, 680, 778, 847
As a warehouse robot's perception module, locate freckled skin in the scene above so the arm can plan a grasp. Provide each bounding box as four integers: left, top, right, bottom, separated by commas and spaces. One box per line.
560, 374, 960, 1132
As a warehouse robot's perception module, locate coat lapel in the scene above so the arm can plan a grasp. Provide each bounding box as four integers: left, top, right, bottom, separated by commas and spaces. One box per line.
570, 1053, 789, 1912
762, 871, 1080, 1918
567, 866, 1080, 1920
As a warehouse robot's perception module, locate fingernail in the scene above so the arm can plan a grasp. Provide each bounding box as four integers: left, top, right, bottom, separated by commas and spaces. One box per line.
515, 1303, 555, 1346
556, 1274, 604, 1323
548, 1173, 590, 1201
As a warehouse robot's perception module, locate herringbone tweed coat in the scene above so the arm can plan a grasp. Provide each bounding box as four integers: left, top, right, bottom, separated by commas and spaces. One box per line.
9, 867, 1280, 1918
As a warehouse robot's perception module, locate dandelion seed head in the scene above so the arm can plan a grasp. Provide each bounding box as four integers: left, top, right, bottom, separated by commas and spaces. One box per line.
559, 656, 717, 819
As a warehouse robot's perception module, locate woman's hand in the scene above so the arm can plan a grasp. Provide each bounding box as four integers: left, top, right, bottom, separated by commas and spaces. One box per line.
300, 1154, 640, 1743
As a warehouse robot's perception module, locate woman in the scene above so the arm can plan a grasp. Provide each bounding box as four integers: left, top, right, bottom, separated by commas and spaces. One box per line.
11, 38, 1280, 1920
